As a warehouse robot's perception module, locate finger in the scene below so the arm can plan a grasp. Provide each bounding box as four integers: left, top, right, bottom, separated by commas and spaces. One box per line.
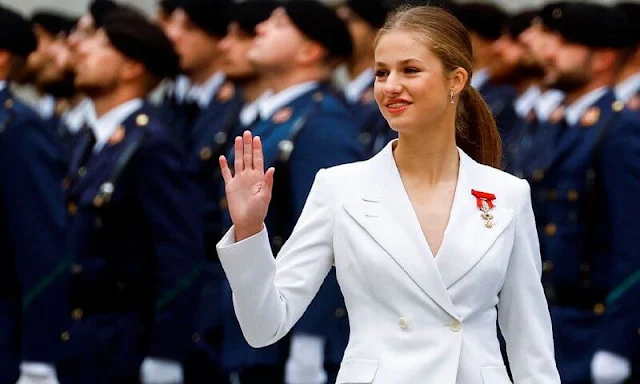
219, 156, 232, 184
253, 136, 264, 172
243, 130, 253, 171
264, 167, 275, 192
234, 136, 243, 174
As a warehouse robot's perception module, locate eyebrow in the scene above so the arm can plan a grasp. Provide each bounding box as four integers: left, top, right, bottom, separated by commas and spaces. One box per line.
375, 58, 423, 66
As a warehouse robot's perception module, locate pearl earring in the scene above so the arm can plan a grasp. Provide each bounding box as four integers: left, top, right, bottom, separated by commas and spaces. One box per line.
450, 89, 455, 104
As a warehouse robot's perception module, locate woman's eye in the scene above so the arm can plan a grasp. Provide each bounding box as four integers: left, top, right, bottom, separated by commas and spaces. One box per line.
405, 67, 419, 73
375, 70, 389, 78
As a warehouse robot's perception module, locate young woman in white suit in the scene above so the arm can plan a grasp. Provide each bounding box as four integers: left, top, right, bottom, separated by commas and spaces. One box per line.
215, 5, 561, 384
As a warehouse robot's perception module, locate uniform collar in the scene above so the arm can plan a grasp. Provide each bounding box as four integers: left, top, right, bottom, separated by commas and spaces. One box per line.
344, 68, 375, 104
0, 81, 6, 91
514, 85, 541, 118
169, 74, 191, 103
565, 87, 608, 126
471, 68, 490, 90
258, 81, 318, 121
534, 89, 565, 122
185, 71, 225, 108
615, 72, 640, 103
63, 98, 93, 134
37, 94, 56, 119
89, 98, 143, 152
239, 90, 273, 127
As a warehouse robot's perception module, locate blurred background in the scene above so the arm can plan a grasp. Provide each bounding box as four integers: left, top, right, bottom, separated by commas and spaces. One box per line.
5, 0, 634, 16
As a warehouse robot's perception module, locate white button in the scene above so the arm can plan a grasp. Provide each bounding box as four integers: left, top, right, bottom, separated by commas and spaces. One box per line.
450, 319, 462, 332
399, 317, 409, 329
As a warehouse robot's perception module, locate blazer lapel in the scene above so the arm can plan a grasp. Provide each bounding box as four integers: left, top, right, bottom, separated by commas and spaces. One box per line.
342, 144, 459, 320
435, 150, 514, 289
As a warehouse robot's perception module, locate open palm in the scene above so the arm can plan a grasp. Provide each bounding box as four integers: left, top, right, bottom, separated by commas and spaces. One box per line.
219, 130, 275, 241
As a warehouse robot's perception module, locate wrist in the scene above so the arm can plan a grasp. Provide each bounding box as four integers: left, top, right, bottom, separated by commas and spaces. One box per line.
20, 362, 56, 377
235, 223, 264, 242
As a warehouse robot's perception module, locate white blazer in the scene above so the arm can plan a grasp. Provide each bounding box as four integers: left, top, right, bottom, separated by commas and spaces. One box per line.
217, 142, 561, 384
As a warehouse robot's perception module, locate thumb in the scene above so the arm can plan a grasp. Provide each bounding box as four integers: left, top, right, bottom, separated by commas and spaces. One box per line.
264, 167, 275, 193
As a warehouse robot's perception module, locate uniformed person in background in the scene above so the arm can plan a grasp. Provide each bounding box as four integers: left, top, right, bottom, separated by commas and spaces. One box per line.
336, 0, 395, 157
614, 3, 640, 114
218, 2, 363, 383
0, 4, 69, 384
490, 10, 548, 171
531, 3, 640, 383
23, 11, 77, 123
163, 0, 233, 146
453, 2, 516, 119
155, 0, 178, 30
56, 9, 204, 384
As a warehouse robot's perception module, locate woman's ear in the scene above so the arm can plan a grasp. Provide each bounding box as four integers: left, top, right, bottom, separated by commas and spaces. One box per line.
449, 67, 469, 94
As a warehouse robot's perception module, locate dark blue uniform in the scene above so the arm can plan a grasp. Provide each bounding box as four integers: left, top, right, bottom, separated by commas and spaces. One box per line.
343, 82, 396, 158
181, 83, 245, 384
219, 84, 363, 379
0, 86, 69, 383
531, 90, 640, 383
58, 103, 204, 384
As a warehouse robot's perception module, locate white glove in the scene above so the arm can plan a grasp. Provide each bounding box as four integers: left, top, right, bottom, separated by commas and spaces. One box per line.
16, 362, 60, 384
591, 350, 632, 384
140, 357, 183, 384
285, 333, 327, 384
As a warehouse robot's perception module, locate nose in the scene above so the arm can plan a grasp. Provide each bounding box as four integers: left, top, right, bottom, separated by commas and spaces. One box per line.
382, 71, 403, 96
255, 21, 267, 36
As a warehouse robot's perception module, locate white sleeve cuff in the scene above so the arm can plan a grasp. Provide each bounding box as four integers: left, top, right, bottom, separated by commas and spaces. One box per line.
20, 362, 56, 377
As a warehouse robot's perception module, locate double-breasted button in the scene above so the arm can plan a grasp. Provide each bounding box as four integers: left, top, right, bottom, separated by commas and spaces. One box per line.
61, 331, 70, 342
567, 189, 579, 201
136, 114, 149, 127
78, 167, 87, 177
593, 303, 606, 316
72, 308, 83, 320
542, 261, 554, 273
200, 147, 212, 161
67, 202, 78, 216
71, 263, 84, 274
544, 223, 557, 236
450, 319, 462, 332
398, 317, 409, 329
532, 169, 544, 182
192, 333, 201, 343
335, 308, 346, 318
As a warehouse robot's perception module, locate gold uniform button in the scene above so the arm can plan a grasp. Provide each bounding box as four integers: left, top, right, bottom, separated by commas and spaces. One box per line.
61, 331, 70, 342
543, 261, 554, 273
71, 263, 84, 274
398, 317, 409, 329
192, 333, 201, 343
545, 223, 557, 236
72, 308, 83, 320
67, 202, 78, 216
335, 308, 346, 318
5, 98, 13, 109
78, 167, 87, 177
313, 92, 324, 102
612, 100, 625, 112
567, 189, 579, 201
450, 319, 462, 332
136, 114, 149, 127
200, 147, 212, 161
532, 169, 544, 182
593, 303, 606, 316
219, 198, 228, 209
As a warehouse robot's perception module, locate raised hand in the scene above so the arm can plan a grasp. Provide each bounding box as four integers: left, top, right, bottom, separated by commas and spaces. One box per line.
219, 131, 275, 241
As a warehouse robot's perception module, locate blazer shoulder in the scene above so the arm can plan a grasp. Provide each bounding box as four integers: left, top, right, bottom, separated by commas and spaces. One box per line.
469, 160, 530, 211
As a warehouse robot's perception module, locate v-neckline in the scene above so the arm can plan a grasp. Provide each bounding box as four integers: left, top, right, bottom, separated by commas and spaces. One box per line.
388, 148, 465, 260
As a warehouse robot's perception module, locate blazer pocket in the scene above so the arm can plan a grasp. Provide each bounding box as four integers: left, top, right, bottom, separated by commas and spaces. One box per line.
336, 358, 379, 383
480, 365, 512, 384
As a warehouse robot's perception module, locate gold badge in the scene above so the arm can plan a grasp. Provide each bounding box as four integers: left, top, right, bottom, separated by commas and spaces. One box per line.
200, 146, 212, 161
313, 92, 324, 102
612, 100, 625, 112
136, 114, 149, 127
360, 88, 375, 105
549, 106, 565, 124
629, 95, 640, 111
4, 98, 13, 109
580, 106, 600, 127
55, 100, 70, 116
217, 83, 235, 103
272, 107, 293, 124
108, 126, 125, 146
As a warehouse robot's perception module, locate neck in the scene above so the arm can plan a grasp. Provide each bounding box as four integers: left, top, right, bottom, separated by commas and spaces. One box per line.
616, 63, 640, 85
347, 55, 373, 80
265, 67, 328, 94
92, 86, 143, 118
564, 76, 611, 105
189, 61, 220, 86
242, 77, 270, 103
393, 118, 459, 185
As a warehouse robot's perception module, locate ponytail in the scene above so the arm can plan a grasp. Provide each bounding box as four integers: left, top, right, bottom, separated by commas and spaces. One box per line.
456, 86, 502, 169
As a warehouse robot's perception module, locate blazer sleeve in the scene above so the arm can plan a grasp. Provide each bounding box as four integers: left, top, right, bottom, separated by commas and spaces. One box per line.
216, 169, 335, 348
497, 180, 561, 384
